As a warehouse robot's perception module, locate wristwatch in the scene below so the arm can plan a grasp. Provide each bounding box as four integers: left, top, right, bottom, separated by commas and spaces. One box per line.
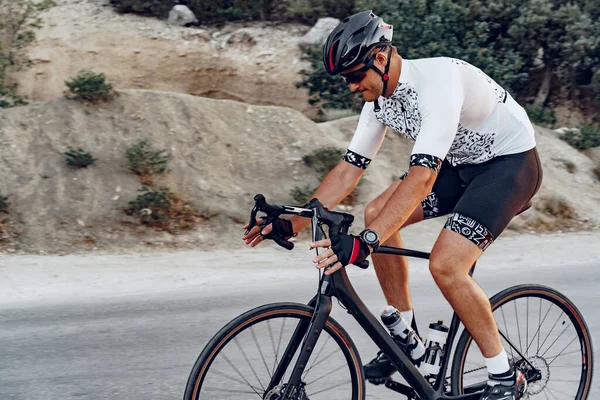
359, 229, 380, 252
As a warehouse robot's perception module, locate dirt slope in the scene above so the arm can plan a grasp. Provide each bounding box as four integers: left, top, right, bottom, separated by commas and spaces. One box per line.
0, 90, 338, 253
1, 92, 598, 254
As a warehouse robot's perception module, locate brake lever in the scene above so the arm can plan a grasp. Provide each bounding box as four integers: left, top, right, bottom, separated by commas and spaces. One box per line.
245, 204, 259, 235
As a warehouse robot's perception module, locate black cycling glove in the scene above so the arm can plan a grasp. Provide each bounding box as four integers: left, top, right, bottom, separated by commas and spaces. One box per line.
330, 233, 371, 267
261, 218, 294, 240
259, 218, 295, 250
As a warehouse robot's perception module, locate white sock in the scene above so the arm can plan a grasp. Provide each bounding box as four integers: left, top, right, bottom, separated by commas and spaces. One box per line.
485, 349, 511, 385
398, 309, 414, 339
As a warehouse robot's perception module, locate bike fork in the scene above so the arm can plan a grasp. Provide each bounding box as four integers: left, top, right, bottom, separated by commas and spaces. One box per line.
268, 294, 331, 399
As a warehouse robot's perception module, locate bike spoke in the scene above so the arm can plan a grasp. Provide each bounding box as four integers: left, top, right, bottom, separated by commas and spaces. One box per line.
307, 378, 352, 396
526, 297, 530, 358
544, 383, 577, 398
303, 348, 340, 375
233, 337, 266, 392
500, 307, 514, 359
250, 326, 272, 379
515, 300, 523, 353
219, 352, 264, 397
540, 324, 572, 358
202, 386, 263, 395
210, 367, 264, 391
457, 289, 591, 400
305, 362, 350, 386
525, 299, 551, 356
537, 311, 563, 356
270, 317, 287, 378
546, 335, 578, 365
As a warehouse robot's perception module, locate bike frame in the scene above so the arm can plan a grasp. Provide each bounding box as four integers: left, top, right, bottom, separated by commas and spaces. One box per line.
268, 246, 483, 400
245, 196, 521, 399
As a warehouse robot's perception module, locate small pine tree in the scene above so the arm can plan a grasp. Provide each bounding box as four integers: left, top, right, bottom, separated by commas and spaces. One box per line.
64, 147, 97, 168
65, 70, 113, 101
125, 139, 170, 178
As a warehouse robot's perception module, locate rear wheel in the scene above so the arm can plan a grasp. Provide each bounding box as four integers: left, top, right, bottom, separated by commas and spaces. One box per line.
183, 302, 365, 400
451, 284, 594, 399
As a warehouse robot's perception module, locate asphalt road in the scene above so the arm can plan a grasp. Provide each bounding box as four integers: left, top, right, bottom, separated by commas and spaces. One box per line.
1, 234, 599, 399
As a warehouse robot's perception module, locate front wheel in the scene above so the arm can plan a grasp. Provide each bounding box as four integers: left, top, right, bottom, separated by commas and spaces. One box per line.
451, 284, 594, 399
183, 302, 365, 400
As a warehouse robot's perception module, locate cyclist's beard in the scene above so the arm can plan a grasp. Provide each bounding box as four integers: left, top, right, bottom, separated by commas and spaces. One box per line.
363, 79, 384, 102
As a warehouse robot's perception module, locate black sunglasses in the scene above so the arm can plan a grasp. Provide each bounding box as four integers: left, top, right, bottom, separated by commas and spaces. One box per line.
341, 56, 376, 85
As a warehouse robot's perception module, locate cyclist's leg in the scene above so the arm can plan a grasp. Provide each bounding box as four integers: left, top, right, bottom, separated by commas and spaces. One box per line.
365, 160, 465, 310
364, 178, 421, 311
431, 148, 542, 355
363, 161, 465, 381
429, 148, 542, 397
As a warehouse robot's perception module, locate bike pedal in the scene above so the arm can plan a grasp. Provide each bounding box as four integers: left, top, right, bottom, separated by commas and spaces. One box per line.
383, 378, 418, 398
367, 377, 389, 385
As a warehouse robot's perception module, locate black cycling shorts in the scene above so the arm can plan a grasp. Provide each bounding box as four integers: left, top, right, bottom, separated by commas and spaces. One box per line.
401, 148, 543, 251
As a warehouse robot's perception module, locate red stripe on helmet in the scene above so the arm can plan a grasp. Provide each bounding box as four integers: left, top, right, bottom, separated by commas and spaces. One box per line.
328, 41, 338, 72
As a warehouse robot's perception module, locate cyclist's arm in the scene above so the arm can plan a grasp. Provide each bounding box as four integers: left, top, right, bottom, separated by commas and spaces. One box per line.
290, 102, 387, 234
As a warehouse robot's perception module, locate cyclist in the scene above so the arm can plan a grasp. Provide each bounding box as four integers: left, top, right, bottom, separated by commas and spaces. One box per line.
243, 10, 541, 400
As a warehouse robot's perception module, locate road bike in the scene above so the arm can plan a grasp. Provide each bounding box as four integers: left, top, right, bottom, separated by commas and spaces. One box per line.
184, 195, 594, 399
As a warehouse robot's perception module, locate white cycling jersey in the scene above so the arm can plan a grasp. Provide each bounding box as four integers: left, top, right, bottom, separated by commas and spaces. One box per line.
343, 57, 536, 172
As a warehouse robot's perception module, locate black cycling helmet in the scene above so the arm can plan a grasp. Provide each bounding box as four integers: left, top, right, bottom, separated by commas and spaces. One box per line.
323, 10, 393, 76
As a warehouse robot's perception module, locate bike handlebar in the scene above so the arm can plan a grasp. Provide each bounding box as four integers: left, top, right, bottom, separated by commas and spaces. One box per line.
245, 194, 369, 269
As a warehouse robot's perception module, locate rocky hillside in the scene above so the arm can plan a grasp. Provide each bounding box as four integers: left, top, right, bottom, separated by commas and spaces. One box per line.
1, 0, 599, 255
1, 90, 599, 254
12, 0, 316, 115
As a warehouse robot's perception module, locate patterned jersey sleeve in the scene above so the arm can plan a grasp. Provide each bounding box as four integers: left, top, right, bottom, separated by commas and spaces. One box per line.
343, 101, 387, 170
410, 64, 464, 173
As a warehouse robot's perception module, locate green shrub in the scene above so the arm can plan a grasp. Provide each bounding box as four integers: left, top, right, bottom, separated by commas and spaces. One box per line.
0, 0, 55, 109
110, 0, 176, 18
64, 147, 97, 168
125, 139, 169, 179
110, 0, 356, 24
290, 184, 315, 205
126, 186, 172, 225
291, 146, 361, 205
125, 186, 201, 232
524, 104, 557, 127
302, 146, 345, 178
65, 70, 113, 101
296, 43, 364, 113
0, 195, 8, 213
560, 124, 600, 150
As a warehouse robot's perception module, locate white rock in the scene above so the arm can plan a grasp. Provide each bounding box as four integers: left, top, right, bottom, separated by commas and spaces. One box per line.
300, 18, 340, 45
555, 127, 578, 135
167, 5, 198, 27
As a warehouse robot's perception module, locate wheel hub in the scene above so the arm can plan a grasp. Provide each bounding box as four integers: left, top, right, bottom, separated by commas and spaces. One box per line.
265, 385, 286, 400
264, 384, 309, 400
521, 355, 550, 396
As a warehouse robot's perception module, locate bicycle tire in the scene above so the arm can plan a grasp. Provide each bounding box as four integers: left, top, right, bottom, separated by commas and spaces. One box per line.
450, 284, 594, 399
183, 302, 366, 400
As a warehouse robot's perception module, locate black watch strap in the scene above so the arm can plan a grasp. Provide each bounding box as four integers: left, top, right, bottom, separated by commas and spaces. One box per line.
359, 229, 380, 252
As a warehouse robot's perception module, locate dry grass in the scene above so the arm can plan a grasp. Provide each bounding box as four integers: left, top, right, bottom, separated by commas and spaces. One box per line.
535, 196, 576, 220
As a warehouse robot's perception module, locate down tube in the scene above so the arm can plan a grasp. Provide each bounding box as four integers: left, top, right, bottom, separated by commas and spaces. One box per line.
331, 270, 437, 400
